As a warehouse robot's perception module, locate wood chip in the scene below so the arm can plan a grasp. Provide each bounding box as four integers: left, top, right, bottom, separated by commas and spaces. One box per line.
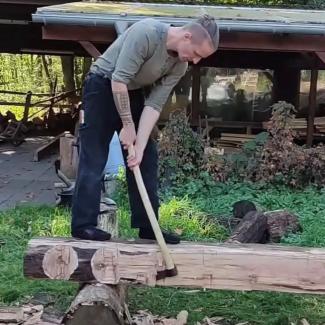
300, 319, 310, 325
23, 311, 43, 325
0, 307, 24, 323
176, 310, 188, 325
208, 317, 224, 323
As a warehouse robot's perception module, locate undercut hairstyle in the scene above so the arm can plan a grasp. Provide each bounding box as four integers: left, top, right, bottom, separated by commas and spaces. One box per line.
183, 14, 219, 50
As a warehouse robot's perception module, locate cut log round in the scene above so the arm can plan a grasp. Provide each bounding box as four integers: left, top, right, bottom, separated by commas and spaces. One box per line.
42, 245, 78, 280
227, 211, 267, 243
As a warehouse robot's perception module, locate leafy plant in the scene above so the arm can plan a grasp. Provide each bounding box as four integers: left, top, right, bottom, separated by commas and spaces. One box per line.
158, 110, 205, 188
205, 101, 325, 188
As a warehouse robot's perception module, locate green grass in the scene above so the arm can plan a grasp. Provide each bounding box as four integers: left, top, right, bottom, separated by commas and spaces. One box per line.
0, 206, 78, 310
1, 181, 325, 323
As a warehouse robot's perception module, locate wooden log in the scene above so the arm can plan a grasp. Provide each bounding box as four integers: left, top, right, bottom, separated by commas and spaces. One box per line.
61, 202, 126, 325
59, 132, 78, 179
227, 211, 267, 244
0, 307, 24, 323
97, 203, 118, 239
63, 284, 126, 325
24, 238, 325, 294
264, 210, 302, 242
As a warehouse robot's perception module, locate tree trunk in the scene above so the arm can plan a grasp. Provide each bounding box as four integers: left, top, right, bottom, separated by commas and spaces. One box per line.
61, 56, 78, 104
82, 57, 92, 82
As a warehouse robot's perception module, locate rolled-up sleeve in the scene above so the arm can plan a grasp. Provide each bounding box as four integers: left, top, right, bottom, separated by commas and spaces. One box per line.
145, 62, 188, 112
112, 23, 152, 84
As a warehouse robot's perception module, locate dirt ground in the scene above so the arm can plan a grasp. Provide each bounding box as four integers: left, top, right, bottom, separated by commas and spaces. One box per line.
0, 137, 59, 210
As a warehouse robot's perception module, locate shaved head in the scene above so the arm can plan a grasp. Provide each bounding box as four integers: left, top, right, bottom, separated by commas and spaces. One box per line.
182, 15, 219, 51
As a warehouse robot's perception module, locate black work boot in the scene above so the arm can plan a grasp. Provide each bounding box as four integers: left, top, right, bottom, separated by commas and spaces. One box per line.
139, 227, 180, 244
72, 227, 111, 241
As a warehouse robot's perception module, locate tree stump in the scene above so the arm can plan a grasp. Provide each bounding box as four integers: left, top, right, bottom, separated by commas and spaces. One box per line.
63, 284, 127, 325
227, 211, 268, 243
97, 202, 118, 239
62, 202, 127, 325
264, 210, 302, 242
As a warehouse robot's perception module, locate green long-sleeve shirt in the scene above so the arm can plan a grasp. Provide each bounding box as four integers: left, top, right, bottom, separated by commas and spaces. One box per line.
91, 18, 188, 113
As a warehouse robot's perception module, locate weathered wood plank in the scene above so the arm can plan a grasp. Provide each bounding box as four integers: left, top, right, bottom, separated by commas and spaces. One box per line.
24, 238, 325, 294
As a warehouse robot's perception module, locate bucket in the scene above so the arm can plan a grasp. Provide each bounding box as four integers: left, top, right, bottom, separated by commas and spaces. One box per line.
104, 131, 125, 176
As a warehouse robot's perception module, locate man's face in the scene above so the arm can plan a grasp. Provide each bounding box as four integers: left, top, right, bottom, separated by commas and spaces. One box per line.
177, 33, 215, 64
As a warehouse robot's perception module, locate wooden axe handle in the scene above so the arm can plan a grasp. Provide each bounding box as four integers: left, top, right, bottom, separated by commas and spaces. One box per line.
128, 145, 176, 271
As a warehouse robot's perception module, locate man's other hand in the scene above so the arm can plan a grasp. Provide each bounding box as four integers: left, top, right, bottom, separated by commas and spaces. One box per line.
119, 123, 136, 149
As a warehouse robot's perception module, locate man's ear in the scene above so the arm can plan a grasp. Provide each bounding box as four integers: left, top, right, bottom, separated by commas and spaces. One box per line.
183, 31, 192, 41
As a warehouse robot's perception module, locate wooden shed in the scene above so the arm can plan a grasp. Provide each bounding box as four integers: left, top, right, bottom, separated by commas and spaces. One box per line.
31, 1, 325, 145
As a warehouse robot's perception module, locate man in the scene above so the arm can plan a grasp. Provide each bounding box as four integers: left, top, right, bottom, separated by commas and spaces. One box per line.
71, 14, 219, 243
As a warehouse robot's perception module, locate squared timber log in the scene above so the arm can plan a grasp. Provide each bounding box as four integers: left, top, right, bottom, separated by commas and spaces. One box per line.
24, 238, 325, 295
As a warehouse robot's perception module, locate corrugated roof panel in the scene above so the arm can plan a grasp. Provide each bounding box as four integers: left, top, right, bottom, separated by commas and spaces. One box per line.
36, 1, 325, 25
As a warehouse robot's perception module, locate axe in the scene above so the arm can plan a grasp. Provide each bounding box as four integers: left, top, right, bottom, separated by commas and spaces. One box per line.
128, 145, 177, 279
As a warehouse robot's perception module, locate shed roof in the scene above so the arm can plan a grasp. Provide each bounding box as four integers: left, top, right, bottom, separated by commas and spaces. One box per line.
33, 1, 325, 35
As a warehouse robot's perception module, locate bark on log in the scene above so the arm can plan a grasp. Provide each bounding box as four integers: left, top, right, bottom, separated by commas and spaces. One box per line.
61, 203, 127, 325
24, 238, 325, 294
227, 211, 267, 243
264, 210, 302, 242
63, 284, 127, 325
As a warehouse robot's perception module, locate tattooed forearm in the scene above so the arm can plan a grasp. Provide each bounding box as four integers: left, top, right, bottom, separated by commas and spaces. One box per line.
113, 91, 133, 126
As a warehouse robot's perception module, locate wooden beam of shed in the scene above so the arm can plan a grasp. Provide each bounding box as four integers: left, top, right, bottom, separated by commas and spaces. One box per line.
24, 237, 325, 294
221, 33, 325, 52
42, 25, 116, 43
42, 26, 325, 53
79, 41, 101, 59
316, 52, 325, 64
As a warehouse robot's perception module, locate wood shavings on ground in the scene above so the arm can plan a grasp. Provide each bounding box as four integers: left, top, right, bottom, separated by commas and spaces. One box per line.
0, 304, 61, 325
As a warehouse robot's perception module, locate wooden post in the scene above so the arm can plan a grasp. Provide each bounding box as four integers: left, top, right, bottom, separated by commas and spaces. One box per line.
191, 65, 201, 126
307, 69, 318, 147
22, 91, 32, 122
59, 132, 79, 179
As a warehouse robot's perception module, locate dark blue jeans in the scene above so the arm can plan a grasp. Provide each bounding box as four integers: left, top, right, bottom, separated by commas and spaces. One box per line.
71, 72, 159, 231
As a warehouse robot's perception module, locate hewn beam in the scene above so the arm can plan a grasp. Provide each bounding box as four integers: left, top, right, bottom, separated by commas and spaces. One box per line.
24, 238, 325, 294
316, 52, 325, 64
42, 25, 116, 43
220, 32, 325, 52
79, 41, 101, 59
41, 27, 325, 53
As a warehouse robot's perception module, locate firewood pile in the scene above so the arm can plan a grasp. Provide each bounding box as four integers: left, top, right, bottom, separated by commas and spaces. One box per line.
216, 133, 256, 148
314, 116, 325, 133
